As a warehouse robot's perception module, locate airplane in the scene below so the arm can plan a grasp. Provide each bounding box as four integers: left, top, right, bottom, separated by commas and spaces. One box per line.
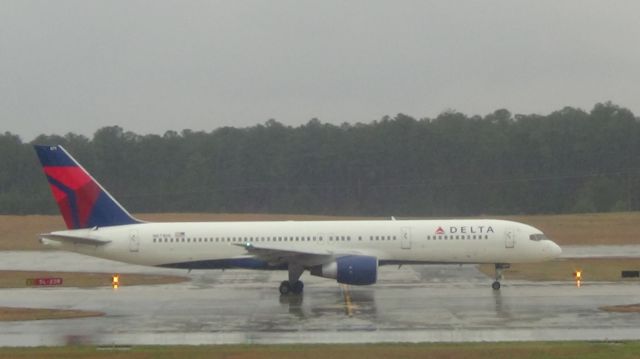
34, 145, 562, 294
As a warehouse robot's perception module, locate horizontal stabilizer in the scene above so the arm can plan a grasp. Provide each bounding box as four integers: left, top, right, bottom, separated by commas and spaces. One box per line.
40, 233, 112, 246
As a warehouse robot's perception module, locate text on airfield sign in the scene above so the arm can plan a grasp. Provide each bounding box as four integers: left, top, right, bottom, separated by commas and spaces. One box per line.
26, 277, 63, 286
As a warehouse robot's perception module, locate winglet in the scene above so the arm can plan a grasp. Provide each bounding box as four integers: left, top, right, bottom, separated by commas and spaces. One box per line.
34, 145, 140, 229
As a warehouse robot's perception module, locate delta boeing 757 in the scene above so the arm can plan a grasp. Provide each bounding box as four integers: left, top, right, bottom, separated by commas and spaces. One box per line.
34, 145, 561, 294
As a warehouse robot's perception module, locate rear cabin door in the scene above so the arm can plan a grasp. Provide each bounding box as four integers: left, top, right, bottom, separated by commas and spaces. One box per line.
129, 229, 140, 252
400, 227, 412, 249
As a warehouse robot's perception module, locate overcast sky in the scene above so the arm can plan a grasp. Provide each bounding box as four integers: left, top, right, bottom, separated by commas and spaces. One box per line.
2, 1, 640, 140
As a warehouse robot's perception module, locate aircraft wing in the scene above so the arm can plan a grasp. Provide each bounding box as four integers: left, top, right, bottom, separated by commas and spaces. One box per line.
40, 233, 112, 246
234, 242, 359, 266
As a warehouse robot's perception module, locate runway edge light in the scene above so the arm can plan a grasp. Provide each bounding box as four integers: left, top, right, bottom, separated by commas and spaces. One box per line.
574, 270, 582, 288
112, 273, 120, 289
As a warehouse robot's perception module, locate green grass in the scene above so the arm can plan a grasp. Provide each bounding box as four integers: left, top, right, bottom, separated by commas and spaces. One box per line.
0, 342, 639, 359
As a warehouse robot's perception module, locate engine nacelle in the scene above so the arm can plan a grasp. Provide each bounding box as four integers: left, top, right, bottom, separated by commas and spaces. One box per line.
310, 255, 378, 285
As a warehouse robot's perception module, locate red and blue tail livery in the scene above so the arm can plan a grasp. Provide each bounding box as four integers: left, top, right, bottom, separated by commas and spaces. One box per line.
34, 145, 139, 229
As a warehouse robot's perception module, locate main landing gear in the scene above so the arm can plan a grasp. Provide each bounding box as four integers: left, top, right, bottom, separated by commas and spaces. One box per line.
492, 263, 510, 290
279, 280, 304, 295
279, 263, 305, 295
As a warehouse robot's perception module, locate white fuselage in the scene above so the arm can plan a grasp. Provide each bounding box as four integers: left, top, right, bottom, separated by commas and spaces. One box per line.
44, 219, 561, 269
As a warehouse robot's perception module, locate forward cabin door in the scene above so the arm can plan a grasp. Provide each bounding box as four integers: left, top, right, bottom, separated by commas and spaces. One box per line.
129, 229, 140, 252
400, 227, 412, 249
505, 228, 515, 249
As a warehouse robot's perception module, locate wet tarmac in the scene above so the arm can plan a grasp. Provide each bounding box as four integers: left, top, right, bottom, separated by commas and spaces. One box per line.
0, 251, 639, 346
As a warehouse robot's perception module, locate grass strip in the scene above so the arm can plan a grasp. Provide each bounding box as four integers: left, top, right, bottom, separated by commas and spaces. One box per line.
0, 270, 188, 289
600, 304, 640, 313
478, 258, 640, 282
0, 307, 103, 321
0, 342, 639, 359
2, 212, 640, 250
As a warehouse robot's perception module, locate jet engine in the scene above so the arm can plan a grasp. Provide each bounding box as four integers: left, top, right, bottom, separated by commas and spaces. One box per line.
310, 255, 377, 285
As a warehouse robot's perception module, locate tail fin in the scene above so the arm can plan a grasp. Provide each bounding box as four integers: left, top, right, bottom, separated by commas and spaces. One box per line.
34, 145, 140, 229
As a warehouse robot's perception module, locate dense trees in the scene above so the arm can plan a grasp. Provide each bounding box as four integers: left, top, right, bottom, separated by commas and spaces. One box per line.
2, 102, 639, 216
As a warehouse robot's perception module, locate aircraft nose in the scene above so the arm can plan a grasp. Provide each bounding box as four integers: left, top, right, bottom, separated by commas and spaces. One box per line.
548, 241, 562, 258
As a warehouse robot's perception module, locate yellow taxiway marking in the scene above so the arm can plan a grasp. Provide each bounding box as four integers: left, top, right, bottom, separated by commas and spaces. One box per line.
341, 284, 354, 317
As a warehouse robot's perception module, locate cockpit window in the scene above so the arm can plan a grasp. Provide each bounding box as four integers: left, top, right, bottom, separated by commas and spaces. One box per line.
529, 234, 548, 241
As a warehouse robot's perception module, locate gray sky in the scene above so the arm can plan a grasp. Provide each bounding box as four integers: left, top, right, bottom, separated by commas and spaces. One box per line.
2, 1, 640, 141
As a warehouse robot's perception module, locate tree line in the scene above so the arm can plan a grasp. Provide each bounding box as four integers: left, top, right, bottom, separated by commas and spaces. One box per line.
1, 102, 639, 217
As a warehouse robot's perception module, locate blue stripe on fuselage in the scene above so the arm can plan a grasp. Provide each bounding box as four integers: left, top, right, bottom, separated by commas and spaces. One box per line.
158, 258, 287, 270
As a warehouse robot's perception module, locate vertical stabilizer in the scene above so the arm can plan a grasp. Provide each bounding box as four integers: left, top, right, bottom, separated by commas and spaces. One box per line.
34, 145, 140, 229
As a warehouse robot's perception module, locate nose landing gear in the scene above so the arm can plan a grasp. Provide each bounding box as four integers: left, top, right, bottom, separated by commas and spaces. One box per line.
492, 263, 510, 290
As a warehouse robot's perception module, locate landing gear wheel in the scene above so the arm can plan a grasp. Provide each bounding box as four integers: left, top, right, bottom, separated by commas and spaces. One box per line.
279, 281, 291, 295
492, 263, 509, 291
284, 264, 305, 295
291, 281, 304, 294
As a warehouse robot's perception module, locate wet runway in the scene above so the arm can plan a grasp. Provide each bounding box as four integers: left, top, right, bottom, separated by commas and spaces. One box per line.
0, 251, 639, 346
